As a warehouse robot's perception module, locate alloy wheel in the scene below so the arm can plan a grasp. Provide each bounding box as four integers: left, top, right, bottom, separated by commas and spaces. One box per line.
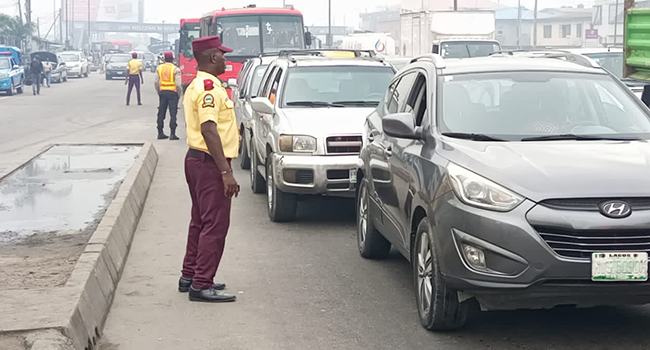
358, 184, 368, 247
267, 168, 274, 211
417, 231, 433, 315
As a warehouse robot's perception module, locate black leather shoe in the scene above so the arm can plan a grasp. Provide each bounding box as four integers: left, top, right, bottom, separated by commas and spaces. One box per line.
178, 277, 225, 292
157, 132, 169, 140
169, 133, 180, 141
189, 287, 236, 303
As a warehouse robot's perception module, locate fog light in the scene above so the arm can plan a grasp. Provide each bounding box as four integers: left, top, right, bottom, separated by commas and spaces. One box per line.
463, 244, 486, 270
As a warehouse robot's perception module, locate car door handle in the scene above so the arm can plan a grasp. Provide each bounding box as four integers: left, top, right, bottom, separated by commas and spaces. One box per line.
384, 146, 392, 157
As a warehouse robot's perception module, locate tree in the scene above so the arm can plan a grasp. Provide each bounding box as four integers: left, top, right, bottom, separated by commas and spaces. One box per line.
0, 14, 35, 48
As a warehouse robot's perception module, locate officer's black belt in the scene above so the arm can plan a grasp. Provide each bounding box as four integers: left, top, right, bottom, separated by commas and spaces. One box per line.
188, 148, 214, 162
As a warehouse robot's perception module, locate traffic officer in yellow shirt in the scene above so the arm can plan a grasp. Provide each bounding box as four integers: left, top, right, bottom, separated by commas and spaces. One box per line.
125, 52, 143, 106
154, 51, 182, 140
179, 36, 239, 303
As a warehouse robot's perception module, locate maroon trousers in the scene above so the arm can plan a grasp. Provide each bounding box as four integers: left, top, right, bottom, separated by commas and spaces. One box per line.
126, 74, 141, 105
182, 151, 232, 290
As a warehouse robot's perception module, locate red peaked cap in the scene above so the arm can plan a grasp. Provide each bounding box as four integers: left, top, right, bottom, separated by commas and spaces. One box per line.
192, 36, 232, 53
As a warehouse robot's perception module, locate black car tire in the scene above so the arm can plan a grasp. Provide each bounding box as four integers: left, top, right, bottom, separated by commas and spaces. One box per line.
63, 75, 67, 82
266, 153, 297, 222
249, 141, 266, 194
16, 80, 23, 94
7, 82, 14, 96
413, 218, 469, 331
357, 179, 391, 259
105, 75, 111, 80
239, 129, 251, 170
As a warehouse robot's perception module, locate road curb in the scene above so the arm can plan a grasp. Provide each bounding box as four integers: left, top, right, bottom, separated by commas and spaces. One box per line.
0, 143, 158, 350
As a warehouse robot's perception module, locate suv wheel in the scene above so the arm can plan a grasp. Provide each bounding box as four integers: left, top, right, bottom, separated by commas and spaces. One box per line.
7, 82, 14, 96
249, 141, 265, 194
357, 179, 391, 259
239, 129, 251, 170
266, 153, 297, 222
414, 218, 469, 331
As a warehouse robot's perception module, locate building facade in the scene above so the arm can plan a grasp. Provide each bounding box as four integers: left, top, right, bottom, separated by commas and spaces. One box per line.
592, 0, 650, 47
535, 7, 592, 48
359, 6, 401, 52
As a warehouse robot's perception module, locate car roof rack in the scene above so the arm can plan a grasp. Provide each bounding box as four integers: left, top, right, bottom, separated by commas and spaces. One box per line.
409, 54, 446, 69
489, 50, 601, 69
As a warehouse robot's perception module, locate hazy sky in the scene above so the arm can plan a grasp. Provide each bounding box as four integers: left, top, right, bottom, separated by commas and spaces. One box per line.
2, 0, 597, 36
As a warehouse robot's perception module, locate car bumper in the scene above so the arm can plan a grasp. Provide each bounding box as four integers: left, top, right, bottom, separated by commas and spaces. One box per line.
432, 191, 650, 310
270, 153, 358, 197
0, 78, 12, 90
106, 70, 126, 77
67, 67, 82, 75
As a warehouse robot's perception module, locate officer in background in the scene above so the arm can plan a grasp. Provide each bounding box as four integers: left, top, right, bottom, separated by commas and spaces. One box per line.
30, 56, 43, 95
125, 52, 143, 106
154, 51, 182, 140
179, 36, 239, 303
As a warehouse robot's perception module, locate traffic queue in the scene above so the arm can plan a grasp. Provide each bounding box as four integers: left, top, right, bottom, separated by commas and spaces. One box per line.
0, 45, 93, 96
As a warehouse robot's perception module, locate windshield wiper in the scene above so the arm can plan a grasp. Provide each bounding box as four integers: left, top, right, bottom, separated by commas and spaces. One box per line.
332, 100, 379, 106
521, 134, 642, 142
442, 132, 506, 141
285, 101, 345, 108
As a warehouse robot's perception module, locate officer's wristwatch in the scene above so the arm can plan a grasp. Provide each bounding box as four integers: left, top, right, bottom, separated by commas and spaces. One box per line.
221, 168, 233, 175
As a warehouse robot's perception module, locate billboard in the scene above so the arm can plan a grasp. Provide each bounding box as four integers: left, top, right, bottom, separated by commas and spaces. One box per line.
65, 0, 142, 23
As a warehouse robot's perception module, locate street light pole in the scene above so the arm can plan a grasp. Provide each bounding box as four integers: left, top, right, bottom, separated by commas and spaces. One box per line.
87, 0, 91, 50
328, 0, 332, 47
533, 0, 538, 49
162, 20, 166, 47
516, 0, 521, 49
614, 0, 620, 46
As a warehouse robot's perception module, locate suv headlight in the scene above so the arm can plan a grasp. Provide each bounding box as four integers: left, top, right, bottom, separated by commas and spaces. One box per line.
447, 163, 523, 212
279, 135, 317, 153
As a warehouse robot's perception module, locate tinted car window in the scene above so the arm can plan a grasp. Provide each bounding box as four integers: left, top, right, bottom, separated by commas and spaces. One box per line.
387, 72, 417, 113
283, 66, 395, 107
248, 65, 269, 97
585, 52, 623, 79
440, 72, 650, 140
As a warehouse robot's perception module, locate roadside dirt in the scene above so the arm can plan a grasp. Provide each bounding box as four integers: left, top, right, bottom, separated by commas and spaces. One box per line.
0, 230, 91, 290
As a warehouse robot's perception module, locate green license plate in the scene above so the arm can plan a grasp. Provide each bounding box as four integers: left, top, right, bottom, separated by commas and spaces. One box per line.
592, 252, 648, 282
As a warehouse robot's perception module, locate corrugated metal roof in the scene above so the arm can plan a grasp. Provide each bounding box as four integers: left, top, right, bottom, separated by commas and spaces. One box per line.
495, 7, 554, 20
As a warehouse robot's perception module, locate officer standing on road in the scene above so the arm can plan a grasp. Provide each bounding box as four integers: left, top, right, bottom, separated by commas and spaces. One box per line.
125, 52, 143, 106
154, 51, 182, 140
179, 36, 239, 303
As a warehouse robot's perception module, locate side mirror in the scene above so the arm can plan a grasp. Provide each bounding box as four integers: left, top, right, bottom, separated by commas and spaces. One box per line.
227, 78, 238, 89
382, 113, 421, 139
250, 97, 274, 115
12, 65, 19, 70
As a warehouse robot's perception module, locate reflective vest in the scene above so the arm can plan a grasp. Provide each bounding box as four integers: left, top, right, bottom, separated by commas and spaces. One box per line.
158, 63, 177, 92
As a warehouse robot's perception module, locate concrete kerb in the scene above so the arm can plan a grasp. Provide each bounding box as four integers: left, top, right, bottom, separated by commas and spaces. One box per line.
0, 143, 159, 350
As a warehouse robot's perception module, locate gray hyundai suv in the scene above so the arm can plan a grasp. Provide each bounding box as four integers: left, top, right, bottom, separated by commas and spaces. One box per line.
356, 52, 650, 330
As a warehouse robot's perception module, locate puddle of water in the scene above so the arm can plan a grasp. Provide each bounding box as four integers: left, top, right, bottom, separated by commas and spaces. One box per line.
0, 145, 141, 244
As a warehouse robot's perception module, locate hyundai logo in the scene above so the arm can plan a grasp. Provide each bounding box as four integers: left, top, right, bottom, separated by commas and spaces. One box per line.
599, 201, 632, 219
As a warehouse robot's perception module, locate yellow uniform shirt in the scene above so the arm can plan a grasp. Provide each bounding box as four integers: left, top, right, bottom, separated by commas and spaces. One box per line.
184, 71, 239, 158
126, 59, 142, 75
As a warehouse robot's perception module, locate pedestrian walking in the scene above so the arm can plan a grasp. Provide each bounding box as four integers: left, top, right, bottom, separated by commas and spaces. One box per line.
154, 51, 182, 140
125, 52, 143, 106
43, 61, 52, 87
179, 36, 239, 303
30, 57, 43, 95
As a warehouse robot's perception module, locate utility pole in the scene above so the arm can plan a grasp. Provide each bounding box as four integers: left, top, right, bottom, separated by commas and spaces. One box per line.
614, 0, 620, 46
516, 0, 521, 49
87, 0, 91, 50
71, 0, 75, 48
454, 0, 458, 11
162, 20, 166, 47
60, 7, 63, 43
328, 0, 332, 47
533, 0, 538, 49
37, 17, 40, 38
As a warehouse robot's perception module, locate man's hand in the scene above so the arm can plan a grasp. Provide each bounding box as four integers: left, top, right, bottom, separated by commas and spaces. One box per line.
222, 173, 240, 198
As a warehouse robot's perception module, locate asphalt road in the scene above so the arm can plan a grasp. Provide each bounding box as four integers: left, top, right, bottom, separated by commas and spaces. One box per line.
2, 73, 650, 350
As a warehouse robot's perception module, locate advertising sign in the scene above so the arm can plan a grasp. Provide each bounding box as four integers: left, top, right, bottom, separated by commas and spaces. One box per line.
585, 29, 599, 40
67, 0, 140, 23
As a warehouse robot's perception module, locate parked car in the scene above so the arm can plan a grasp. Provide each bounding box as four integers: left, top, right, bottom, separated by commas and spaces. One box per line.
31, 51, 67, 83
104, 54, 131, 80
143, 52, 156, 73
231, 55, 280, 170
0, 52, 24, 95
249, 51, 396, 222
356, 52, 650, 330
59, 51, 90, 78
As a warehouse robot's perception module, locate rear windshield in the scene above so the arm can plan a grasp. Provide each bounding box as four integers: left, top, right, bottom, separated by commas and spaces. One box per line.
584, 52, 623, 78
59, 53, 80, 62
440, 71, 650, 140
109, 55, 130, 63
282, 66, 395, 107
439, 41, 501, 58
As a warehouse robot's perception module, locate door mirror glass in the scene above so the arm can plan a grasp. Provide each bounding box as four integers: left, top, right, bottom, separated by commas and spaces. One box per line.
250, 97, 274, 114
12, 65, 19, 70
227, 78, 238, 89
305, 31, 313, 47
382, 112, 421, 139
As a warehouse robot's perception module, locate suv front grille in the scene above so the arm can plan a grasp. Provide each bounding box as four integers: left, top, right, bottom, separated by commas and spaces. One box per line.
541, 198, 650, 211
535, 226, 650, 259
326, 135, 362, 154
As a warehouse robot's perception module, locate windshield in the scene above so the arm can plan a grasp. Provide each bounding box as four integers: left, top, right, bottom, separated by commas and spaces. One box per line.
440, 72, 650, 141
248, 65, 268, 97
60, 53, 80, 62
440, 41, 501, 58
180, 23, 200, 59
283, 66, 395, 107
216, 15, 304, 56
0, 58, 10, 69
109, 55, 130, 63
584, 52, 624, 79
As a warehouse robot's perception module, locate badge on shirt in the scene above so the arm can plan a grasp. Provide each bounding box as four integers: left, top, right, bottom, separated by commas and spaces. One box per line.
204, 79, 214, 91
202, 94, 215, 108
